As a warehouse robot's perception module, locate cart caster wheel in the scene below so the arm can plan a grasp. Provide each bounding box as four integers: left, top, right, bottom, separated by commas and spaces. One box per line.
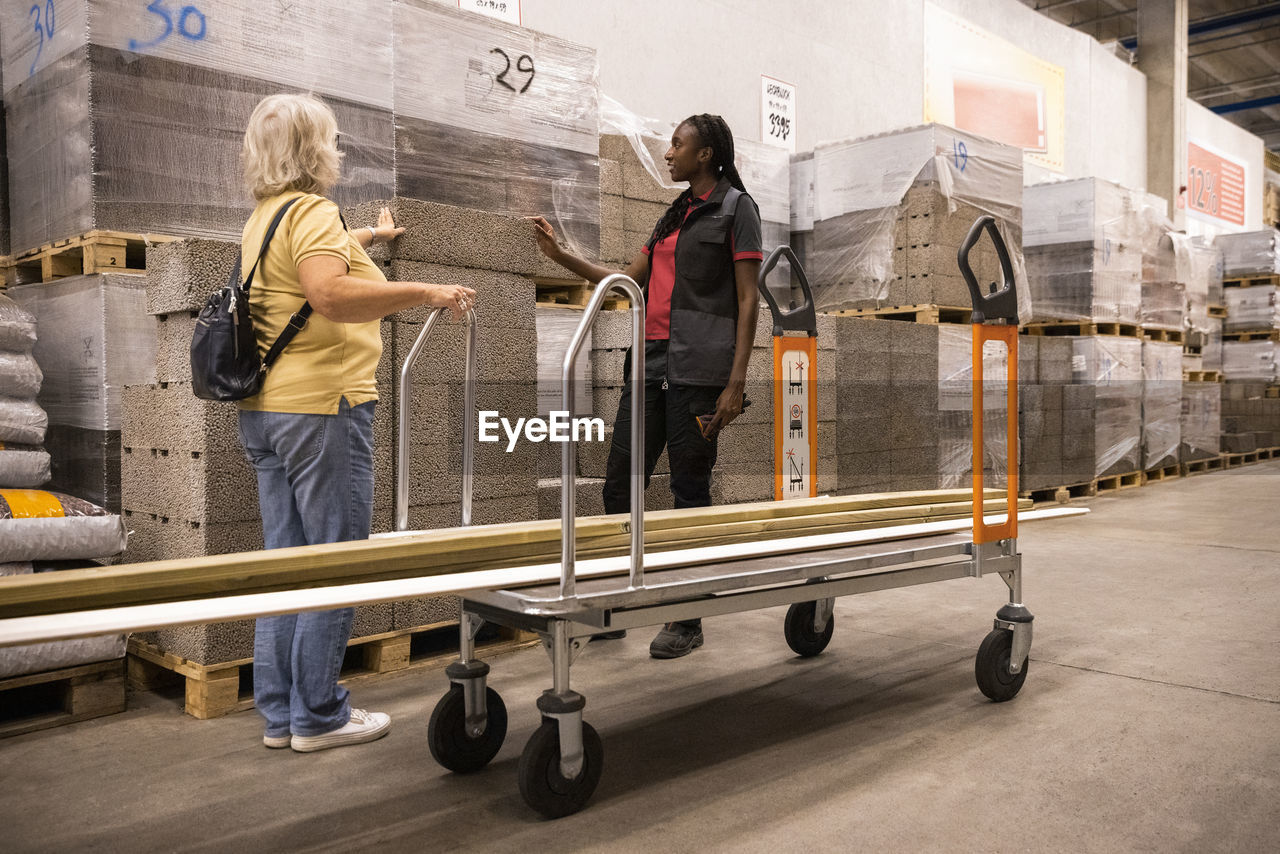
975, 628, 1028, 702
784, 601, 834, 657
428, 685, 508, 773
517, 718, 604, 819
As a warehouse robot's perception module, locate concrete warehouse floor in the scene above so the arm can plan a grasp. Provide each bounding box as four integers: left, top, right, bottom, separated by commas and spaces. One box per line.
3, 466, 1279, 853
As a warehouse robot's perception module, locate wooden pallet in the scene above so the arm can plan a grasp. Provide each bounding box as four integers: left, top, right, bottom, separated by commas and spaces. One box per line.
1142, 327, 1185, 345
0, 659, 127, 738
1256, 446, 1280, 460
3, 230, 181, 286
1267, 386, 1280, 399
1141, 464, 1182, 486
1223, 274, 1280, 288
1181, 455, 1225, 477
1020, 480, 1097, 504
1022, 320, 1142, 339
826, 304, 972, 324
1096, 471, 1143, 493
1222, 329, 1280, 342
1208, 304, 1228, 319
1182, 370, 1223, 383
533, 278, 630, 311
127, 622, 538, 720
1222, 451, 1261, 468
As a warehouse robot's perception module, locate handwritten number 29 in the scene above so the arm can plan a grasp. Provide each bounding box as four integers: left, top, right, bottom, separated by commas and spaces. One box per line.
28, 1, 56, 78
490, 48, 535, 94
129, 0, 207, 52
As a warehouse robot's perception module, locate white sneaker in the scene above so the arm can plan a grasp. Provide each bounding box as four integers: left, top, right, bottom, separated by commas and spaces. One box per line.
263, 733, 292, 749
291, 709, 391, 753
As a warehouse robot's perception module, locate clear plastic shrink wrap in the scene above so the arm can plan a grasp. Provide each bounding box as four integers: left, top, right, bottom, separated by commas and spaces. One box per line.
7, 275, 154, 509
0, 0, 395, 252
0, 295, 38, 353
1213, 228, 1280, 277
1071, 336, 1144, 477
937, 326, 1010, 490
1023, 178, 1143, 324
1223, 286, 1279, 332
810, 124, 1027, 319
1136, 194, 1184, 332
395, 0, 601, 254
1141, 340, 1182, 469
1222, 341, 1279, 382
1180, 382, 1220, 462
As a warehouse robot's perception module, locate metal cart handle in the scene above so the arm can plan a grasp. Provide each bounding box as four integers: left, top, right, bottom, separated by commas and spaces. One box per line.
757, 246, 817, 337
561, 274, 646, 599
396, 307, 478, 532
959, 216, 1018, 546
958, 215, 1018, 324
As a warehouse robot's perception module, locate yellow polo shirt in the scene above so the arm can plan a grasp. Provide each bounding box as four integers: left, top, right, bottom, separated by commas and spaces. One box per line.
238, 192, 383, 415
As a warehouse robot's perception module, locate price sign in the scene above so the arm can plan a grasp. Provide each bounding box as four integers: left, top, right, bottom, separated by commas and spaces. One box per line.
761, 75, 796, 154
1187, 141, 1246, 226
459, 0, 521, 26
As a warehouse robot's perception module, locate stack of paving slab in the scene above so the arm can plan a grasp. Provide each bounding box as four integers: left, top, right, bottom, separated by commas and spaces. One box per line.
1223, 285, 1280, 333
393, 0, 600, 257
0, 0, 394, 256
1018, 336, 1072, 492
1071, 335, 1144, 479
1220, 382, 1280, 453
1141, 340, 1182, 470
1214, 228, 1280, 279
834, 317, 1009, 495
808, 125, 1025, 315
1180, 382, 1221, 464
1023, 178, 1143, 324
8, 275, 155, 511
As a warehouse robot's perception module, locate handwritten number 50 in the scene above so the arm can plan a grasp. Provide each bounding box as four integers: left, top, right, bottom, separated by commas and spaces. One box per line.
28, 0, 56, 79
129, 0, 207, 52
490, 48, 535, 94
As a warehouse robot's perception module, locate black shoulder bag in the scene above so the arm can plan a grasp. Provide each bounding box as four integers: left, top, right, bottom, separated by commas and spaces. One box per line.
190, 197, 313, 401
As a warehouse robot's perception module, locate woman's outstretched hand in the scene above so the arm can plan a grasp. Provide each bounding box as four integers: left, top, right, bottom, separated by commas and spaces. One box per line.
528, 216, 563, 261
371, 206, 406, 244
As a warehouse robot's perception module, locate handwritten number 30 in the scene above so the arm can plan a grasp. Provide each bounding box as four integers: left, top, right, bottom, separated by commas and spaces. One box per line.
490, 48, 535, 94
28, 1, 56, 79
129, 0, 208, 52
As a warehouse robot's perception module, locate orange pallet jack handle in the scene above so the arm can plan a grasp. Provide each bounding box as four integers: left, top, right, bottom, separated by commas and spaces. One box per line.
957, 217, 1019, 545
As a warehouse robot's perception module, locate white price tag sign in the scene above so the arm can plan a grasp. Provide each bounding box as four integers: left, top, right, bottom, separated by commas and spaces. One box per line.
459, 0, 521, 26
761, 75, 796, 154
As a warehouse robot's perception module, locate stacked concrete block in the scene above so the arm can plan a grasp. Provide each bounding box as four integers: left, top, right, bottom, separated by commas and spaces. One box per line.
1223, 285, 1280, 332
1141, 341, 1182, 470
0, 1, 394, 255
835, 317, 1009, 494
7, 274, 156, 511
597, 134, 678, 266
1071, 336, 1143, 478
1180, 382, 1221, 463
1221, 382, 1280, 452
393, 0, 600, 255
1214, 229, 1280, 277
1034, 336, 1097, 486
1222, 340, 1279, 382
809, 124, 1024, 314
1024, 179, 1144, 324
1018, 335, 1062, 494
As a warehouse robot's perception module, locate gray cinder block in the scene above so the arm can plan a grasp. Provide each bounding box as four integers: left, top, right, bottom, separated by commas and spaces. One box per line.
385, 262, 537, 330
121, 446, 259, 523
122, 383, 240, 456
122, 510, 264, 562
145, 239, 240, 315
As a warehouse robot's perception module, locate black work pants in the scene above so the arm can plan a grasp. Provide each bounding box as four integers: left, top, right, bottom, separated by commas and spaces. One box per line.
603, 382, 721, 628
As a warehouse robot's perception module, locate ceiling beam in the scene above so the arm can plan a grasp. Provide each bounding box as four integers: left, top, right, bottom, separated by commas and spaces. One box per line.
1210, 93, 1280, 114
1119, 1, 1280, 50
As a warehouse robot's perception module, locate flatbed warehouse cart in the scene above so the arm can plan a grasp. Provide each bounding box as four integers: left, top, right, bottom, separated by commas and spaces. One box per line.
418, 217, 1032, 818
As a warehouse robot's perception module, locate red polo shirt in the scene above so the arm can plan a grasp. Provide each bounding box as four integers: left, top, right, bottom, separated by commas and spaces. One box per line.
641, 189, 763, 340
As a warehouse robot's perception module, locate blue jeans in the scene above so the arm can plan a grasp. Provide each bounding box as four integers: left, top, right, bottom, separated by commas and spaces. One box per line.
238, 398, 375, 737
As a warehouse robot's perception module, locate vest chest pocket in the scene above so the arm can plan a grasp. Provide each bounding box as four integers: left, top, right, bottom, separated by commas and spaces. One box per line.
683, 218, 732, 281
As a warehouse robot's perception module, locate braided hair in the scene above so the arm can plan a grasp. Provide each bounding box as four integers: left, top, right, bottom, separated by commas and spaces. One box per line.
650, 114, 748, 244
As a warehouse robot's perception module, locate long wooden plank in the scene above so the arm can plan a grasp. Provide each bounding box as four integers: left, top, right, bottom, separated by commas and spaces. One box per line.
0, 507, 1084, 647
0, 491, 1009, 619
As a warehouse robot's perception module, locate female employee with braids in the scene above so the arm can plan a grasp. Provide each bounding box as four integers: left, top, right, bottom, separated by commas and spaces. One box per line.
531, 113, 762, 659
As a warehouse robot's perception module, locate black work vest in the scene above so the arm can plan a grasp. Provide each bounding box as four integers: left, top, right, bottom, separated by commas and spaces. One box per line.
628, 178, 754, 388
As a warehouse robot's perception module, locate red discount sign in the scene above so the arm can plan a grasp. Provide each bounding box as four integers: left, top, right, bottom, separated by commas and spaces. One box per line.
1187, 142, 1246, 226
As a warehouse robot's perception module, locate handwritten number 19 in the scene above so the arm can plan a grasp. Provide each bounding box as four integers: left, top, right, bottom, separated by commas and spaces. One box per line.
129, 0, 207, 52
953, 139, 968, 173
28, 0, 56, 79
490, 48, 535, 94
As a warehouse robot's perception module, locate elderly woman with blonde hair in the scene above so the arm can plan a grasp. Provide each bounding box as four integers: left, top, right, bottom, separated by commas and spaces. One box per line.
237, 93, 475, 753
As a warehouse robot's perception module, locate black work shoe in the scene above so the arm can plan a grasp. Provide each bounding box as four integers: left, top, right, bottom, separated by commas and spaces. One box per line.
649, 622, 704, 659
590, 629, 627, 642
